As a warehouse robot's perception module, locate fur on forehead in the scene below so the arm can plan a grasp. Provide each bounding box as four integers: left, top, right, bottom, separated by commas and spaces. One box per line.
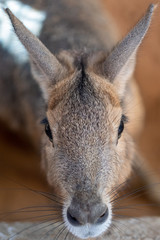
48, 51, 121, 111
46, 58, 122, 137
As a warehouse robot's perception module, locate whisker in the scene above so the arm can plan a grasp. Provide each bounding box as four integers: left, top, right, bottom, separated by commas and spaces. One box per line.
111, 184, 151, 204
1, 207, 61, 215
111, 220, 125, 235
8, 218, 58, 240
54, 225, 66, 240
28, 189, 63, 205
113, 215, 160, 235
64, 229, 70, 240
0, 205, 62, 221
113, 202, 160, 214
112, 213, 133, 219
115, 202, 160, 210
107, 170, 141, 201
30, 219, 62, 236
108, 180, 127, 197
6, 213, 61, 222
115, 187, 160, 207
0, 187, 63, 202
110, 222, 119, 234
41, 221, 64, 240
71, 233, 75, 240
39, 190, 65, 201
4, 177, 63, 205
113, 206, 142, 212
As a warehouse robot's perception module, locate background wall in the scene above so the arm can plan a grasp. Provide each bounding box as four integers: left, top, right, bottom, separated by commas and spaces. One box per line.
0, 0, 160, 221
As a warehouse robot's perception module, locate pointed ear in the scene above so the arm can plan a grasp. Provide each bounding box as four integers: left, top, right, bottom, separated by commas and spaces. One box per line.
103, 4, 155, 99
5, 8, 64, 99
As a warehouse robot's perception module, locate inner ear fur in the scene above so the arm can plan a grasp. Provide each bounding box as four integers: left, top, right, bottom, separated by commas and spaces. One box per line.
89, 4, 155, 99
5, 8, 66, 100
105, 4, 155, 99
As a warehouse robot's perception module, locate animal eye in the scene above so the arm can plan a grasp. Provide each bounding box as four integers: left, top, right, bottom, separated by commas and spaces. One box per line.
41, 118, 53, 143
118, 119, 124, 139
45, 122, 53, 142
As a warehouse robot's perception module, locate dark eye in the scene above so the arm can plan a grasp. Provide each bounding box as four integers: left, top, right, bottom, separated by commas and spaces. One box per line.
41, 118, 53, 143
45, 122, 53, 142
118, 119, 124, 139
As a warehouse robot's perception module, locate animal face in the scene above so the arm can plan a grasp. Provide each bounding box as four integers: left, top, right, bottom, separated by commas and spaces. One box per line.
41, 55, 134, 238
5, 4, 155, 239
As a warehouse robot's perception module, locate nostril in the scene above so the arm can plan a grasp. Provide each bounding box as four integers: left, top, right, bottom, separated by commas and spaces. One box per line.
100, 212, 105, 218
67, 208, 81, 226
96, 208, 108, 224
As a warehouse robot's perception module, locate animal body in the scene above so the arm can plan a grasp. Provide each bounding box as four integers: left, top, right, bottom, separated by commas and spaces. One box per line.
3, 0, 156, 239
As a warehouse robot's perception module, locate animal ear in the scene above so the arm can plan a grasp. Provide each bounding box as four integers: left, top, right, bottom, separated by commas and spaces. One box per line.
103, 4, 155, 99
5, 8, 64, 100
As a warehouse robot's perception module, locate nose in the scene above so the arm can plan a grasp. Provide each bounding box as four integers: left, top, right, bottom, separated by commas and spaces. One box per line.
67, 202, 108, 226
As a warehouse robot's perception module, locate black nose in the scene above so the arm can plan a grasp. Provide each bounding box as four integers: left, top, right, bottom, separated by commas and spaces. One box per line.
67, 203, 108, 226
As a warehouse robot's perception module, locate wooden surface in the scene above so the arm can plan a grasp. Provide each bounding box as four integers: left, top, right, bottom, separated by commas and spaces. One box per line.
0, 0, 160, 222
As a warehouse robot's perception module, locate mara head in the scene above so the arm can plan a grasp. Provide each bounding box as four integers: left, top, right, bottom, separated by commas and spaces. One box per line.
6, 5, 155, 239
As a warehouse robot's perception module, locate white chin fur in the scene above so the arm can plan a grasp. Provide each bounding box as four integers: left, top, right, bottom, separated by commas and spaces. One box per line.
63, 202, 112, 239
